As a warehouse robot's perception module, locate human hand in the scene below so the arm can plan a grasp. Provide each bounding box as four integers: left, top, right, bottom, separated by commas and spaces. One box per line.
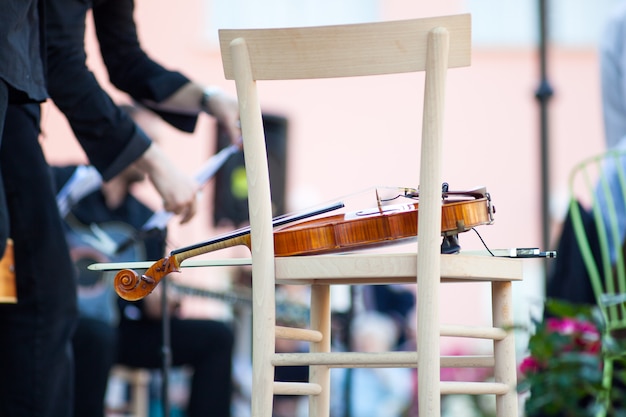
204, 90, 242, 147
135, 143, 198, 224
145, 82, 242, 148
101, 165, 146, 210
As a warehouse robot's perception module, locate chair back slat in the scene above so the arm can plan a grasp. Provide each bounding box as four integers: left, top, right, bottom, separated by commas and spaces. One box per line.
569, 149, 626, 330
219, 15, 471, 81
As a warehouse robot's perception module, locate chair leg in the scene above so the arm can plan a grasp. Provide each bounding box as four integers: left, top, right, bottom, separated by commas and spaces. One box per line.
492, 281, 519, 417
251, 287, 276, 417
109, 366, 151, 417
308, 284, 331, 417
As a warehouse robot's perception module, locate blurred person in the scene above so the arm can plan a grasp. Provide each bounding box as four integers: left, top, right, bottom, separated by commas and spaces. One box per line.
55, 160, 235, 417
0, 2, 54, 414
597, 3, 626, 260
600, 0, 626, 150
43, 0, 241, 411
0, 0, 239, 414
544, 3, 626, 308
54, 103, 235, 417
0, 2, 47, 250
363, 285, 415, 348
331, 311, 413, 417
44, 0, 241, 219
546, 4, 626, 308
0, 101, 198, 416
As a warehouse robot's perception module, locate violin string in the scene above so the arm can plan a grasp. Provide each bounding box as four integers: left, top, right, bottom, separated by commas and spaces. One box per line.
378, 188, 419, 203
471, 227, 495, 257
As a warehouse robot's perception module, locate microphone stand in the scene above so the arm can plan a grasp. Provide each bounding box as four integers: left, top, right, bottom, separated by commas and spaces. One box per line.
161, 274, 171, 417
536, 0, 553, 271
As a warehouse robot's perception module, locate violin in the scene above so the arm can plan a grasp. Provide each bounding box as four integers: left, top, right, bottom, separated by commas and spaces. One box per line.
113, 188, 494, 301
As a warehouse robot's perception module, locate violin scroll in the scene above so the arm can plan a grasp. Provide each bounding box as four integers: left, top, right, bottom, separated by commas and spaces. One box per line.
114, 256, 181, 301
114, 269, 142, 300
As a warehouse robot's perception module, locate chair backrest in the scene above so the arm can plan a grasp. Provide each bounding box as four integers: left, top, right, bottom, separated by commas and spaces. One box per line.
218, 14, 471, 268
568, 148, 626, 331
219, 16, 471, 81
218, 15, 471, 416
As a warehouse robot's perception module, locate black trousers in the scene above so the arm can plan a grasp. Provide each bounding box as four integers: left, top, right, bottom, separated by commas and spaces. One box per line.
72, 312, 234, 417
0, 80, 9, 256
116, 316, 234, 417
73, 317, 117, 417
0, 103, 78, 417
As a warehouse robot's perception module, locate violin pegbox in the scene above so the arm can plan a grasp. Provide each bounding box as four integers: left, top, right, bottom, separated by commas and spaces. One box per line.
113, 256, 181, 301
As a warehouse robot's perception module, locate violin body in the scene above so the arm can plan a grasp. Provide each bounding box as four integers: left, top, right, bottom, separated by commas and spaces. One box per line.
273, 197, 493, 256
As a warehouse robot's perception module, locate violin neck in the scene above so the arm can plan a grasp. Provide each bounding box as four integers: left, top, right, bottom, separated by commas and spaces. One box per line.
169, 200, 345, 264
172, 229, 251, 264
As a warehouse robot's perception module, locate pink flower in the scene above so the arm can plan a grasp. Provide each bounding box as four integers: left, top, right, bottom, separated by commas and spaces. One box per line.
545, 317, 595, 335
545, 317, 601, 354
519, 356, 542, 375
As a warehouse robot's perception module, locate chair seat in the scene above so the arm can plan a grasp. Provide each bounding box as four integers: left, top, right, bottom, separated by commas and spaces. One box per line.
275, 252, 523, 284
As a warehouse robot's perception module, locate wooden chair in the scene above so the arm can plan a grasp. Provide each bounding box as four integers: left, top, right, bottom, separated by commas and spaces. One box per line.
218, 14, 523, 417
567, 148, 626, 416
107, 365, 151, 417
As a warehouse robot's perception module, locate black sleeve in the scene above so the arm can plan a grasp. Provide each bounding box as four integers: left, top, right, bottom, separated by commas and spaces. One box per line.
45, 0, 153, 181
92, 0, 200, 133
